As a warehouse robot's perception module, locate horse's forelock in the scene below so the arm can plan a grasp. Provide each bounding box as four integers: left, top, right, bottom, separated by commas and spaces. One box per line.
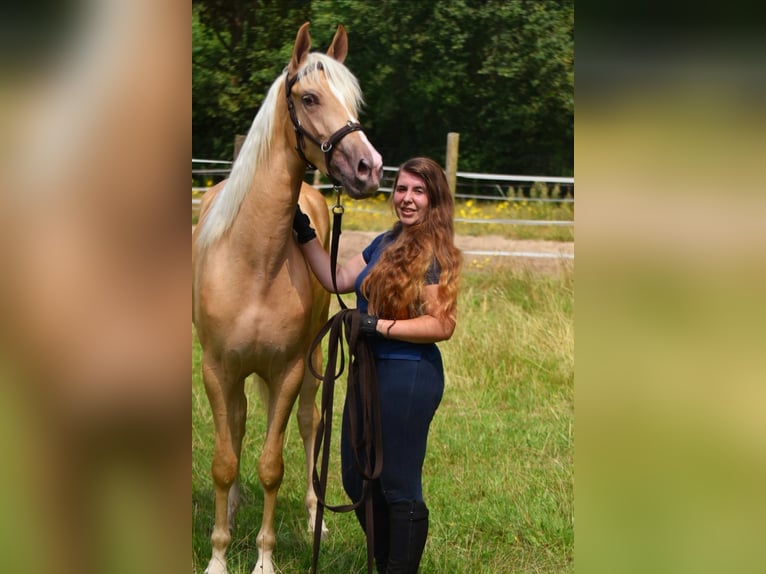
299, 53, 364, 116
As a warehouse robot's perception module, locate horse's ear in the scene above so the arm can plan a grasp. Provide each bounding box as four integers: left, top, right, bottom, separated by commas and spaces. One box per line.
326, 24, 348, 64
289, 22, 312, 75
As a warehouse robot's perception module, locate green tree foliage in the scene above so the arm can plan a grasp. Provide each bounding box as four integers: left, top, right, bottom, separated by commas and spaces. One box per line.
193, 0, 573, 175
192, 0, 312, 158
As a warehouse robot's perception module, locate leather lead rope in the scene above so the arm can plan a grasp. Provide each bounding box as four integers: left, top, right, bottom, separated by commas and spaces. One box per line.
309, 190, 383, 574
330, 185, 347, 310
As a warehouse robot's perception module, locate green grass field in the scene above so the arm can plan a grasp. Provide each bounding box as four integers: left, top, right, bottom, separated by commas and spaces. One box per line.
192, 261, 574, 573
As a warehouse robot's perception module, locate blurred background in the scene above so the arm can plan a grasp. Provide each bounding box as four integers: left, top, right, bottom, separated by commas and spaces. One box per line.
1, 1, 188, 573
1, 1, 765, 573
576, 2, 766, 573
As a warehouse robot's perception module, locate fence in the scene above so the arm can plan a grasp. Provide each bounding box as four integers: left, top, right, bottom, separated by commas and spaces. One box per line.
192, 160, 574, 259
193, 160, 573, 204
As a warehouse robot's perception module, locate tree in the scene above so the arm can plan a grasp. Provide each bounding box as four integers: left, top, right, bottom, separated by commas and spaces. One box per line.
468, 1, 574, 175
192, 0, 311, 159
192, 0, 574, 176
310, 0, 573, 174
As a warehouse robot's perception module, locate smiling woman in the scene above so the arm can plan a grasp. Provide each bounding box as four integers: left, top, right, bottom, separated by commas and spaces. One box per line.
393, 170, 430, 226
359, 158, 461, 324
294, 156, 463, 572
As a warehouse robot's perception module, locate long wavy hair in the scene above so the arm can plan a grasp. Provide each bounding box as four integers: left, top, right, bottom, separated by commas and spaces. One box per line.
361, 157, 462, 321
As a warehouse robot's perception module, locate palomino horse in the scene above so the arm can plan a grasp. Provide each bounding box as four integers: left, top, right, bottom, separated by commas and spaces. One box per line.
193, 23, 382, 574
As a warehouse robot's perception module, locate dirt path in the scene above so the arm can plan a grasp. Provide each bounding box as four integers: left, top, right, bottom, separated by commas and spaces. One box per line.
192, 226, 573, 274
337, 230, 574, 274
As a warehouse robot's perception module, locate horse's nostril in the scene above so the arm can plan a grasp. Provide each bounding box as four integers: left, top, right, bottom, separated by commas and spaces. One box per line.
358, 158, 370, 177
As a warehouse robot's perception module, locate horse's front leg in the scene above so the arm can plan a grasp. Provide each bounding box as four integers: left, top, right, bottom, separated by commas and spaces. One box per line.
297, 343, 329, 539
252, 361, 303, 574
203, 357, 247, 574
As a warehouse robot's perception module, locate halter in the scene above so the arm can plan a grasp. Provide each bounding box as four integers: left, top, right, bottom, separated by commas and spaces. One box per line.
285, 68, 365, 185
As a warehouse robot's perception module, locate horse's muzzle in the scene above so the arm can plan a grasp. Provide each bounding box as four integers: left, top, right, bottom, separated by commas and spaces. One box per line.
339, 139, 382, 198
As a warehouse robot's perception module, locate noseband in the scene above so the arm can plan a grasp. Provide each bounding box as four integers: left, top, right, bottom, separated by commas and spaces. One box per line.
285, 68, 364, 185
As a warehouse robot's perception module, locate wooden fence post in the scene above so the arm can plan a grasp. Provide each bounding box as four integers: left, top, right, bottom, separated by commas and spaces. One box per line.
445, 132, 459, 198
233, 134, 246, 161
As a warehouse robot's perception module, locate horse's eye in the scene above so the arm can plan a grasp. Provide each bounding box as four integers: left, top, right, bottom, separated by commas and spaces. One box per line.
301, 94, 318, 107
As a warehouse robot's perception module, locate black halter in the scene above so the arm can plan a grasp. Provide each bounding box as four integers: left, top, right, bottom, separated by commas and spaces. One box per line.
285, 68, 364, 185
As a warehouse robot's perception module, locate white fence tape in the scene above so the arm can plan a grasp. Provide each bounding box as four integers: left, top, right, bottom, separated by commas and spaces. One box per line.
463, 250, 574, 260
192, 158, 232, 164
456, 171, 573, 184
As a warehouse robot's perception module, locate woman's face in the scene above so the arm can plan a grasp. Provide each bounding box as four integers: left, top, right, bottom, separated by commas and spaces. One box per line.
393, 170, 430, 227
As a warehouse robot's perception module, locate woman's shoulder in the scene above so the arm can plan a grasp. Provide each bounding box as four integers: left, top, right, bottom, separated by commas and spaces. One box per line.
363, 230, 396, 261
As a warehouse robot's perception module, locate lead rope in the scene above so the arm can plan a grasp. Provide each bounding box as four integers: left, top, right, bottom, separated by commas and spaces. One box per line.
329, 185, 347, 310
310, 186, 382, 574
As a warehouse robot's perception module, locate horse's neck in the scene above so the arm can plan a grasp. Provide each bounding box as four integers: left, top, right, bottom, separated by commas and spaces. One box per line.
229, 148, 303, 273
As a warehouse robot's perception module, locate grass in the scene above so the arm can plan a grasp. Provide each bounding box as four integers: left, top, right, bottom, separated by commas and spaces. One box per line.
192, 263, 574, 573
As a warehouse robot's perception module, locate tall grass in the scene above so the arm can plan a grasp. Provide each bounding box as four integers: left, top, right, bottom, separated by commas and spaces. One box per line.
192, 263, 574, 573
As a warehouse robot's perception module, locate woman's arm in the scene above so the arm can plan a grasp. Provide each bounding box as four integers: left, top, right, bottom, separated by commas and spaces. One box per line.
298, 238, 366, 294
374, 284, 456, 343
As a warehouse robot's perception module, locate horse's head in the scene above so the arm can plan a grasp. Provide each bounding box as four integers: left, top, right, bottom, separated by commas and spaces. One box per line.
285, 23, 383, 198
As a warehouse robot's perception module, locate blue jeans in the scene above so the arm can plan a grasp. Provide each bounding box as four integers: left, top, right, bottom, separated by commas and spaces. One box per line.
341, 344, 444, 505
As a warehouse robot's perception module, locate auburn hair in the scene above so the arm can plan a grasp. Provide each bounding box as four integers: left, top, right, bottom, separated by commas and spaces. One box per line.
361, 157, 462, 321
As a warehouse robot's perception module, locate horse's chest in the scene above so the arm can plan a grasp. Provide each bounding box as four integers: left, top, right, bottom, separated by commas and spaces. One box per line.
242, 286, 310, 342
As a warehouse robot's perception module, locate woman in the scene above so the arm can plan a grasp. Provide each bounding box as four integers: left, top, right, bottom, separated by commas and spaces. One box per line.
294, 157, 462, 573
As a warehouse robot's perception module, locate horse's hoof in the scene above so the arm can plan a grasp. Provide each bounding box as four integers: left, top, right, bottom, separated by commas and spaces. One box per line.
251, 558, 276, 574
205, 556, 228, 574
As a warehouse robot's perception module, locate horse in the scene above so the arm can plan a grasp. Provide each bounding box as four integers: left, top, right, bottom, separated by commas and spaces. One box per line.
192, 23, 383, 574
